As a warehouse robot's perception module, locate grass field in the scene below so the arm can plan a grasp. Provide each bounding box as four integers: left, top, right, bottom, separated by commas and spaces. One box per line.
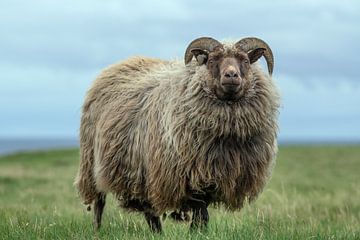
0, 145, 359, 239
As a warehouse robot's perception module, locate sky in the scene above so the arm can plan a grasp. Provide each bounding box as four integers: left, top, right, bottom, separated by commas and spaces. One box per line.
0, 0, 359, 142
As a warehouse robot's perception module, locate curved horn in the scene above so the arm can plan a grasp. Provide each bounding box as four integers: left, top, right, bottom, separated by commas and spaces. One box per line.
184, 37, 222, 65
235, 37, 274, 75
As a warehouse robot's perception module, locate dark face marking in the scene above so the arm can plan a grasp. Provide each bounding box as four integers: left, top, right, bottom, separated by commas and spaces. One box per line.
189, 45, 266, 101
205, 50, 252, 101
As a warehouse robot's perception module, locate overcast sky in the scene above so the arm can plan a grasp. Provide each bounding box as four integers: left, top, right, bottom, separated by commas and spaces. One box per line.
0, 0, 359, 142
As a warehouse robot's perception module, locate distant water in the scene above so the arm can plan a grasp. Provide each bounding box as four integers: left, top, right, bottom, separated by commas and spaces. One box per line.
0, 138, 358, 156
0, 138, 79, 156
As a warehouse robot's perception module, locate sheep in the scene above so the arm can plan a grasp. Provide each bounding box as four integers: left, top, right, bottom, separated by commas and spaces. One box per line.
74, 36, 280, 233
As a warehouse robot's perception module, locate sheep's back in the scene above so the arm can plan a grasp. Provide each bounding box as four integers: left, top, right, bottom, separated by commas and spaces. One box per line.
84, 56, 166, 114
82, 56, 167, 133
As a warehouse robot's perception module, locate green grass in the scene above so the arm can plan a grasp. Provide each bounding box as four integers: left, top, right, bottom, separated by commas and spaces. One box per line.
0, 145, 359, 239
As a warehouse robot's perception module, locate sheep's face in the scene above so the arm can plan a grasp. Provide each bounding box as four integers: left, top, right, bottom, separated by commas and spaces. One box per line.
197, 47, 265, 101
207, 49, 249, 101
185, 37, 273, 101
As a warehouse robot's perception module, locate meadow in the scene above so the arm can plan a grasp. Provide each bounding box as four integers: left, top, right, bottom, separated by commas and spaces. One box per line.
0, 145, 359, 239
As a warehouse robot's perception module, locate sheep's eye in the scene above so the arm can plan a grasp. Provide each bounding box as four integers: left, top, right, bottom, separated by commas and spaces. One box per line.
208, 59, 214, 64
244, 60, 249, 64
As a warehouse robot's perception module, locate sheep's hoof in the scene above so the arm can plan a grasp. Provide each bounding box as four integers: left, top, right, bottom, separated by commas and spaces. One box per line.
93, 193, 106, 231
93, 220, 101, 231
144, 212, 162, 233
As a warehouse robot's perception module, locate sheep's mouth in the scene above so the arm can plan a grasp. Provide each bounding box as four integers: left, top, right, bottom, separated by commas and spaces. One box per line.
216, 89, 242, 101
220, 94, 241, 101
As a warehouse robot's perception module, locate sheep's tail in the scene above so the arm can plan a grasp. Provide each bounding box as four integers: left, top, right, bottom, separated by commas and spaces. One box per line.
74, 113, 98, 206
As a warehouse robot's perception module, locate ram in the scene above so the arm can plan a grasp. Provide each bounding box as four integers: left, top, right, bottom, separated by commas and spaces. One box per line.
75, 37, 280, 233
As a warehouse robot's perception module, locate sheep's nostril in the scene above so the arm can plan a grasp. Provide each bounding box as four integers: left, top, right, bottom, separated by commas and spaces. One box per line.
224, 71, 239, 78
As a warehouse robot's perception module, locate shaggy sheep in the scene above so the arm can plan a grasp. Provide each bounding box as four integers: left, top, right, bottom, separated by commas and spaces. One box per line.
75, 37, 280, 232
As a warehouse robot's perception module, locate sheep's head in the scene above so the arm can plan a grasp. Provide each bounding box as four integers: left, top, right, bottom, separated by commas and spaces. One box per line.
184, 37, 274, 101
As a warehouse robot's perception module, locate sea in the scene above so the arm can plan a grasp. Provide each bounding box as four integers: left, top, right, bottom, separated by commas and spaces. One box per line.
0, 138, 79, 156
0, 138, 358, 156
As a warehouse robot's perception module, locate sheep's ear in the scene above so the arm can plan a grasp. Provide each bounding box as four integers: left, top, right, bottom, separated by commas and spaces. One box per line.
190, 48, 208, 65
248, 48, 266, 64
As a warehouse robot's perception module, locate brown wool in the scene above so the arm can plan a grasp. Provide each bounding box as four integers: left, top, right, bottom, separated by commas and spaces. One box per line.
74, 44, 280, 215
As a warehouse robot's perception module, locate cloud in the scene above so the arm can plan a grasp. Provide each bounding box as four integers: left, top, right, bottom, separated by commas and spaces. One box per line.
1, 0, 360, 77
0, 0, 359, 140
277, 74, 360, 141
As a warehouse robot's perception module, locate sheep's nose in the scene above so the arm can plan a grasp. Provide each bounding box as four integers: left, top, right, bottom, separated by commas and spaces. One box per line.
224, 71, 239, 79
222, 69, 241, 86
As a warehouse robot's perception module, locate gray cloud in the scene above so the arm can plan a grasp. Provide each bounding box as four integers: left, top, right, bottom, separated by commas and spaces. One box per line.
1, 0, 360, 78
1, 0, 360, 139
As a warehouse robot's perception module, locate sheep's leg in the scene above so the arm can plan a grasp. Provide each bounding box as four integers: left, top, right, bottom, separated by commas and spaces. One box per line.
190, 205, 209, 230
188, 194, 210, 230
93, 192, 106, 230
144, 212, 162, 233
